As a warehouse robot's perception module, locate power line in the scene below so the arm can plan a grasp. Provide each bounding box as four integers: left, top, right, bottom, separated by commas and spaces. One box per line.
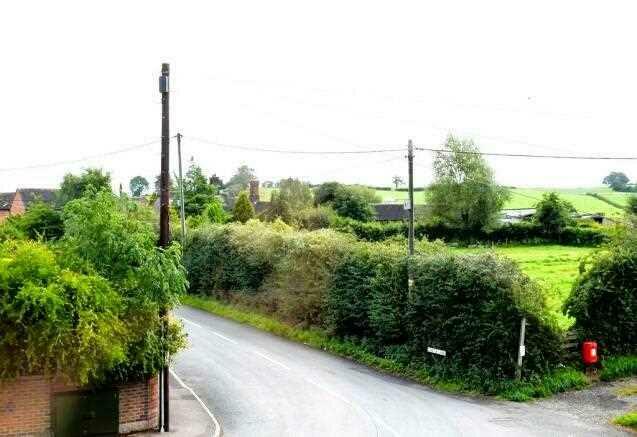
0, 139, 161, 172
415, 146, 637, 160
186, 136, 404, 155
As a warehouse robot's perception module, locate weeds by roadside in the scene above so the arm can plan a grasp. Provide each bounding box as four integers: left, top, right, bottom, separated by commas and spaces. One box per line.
613, 411, 637, 431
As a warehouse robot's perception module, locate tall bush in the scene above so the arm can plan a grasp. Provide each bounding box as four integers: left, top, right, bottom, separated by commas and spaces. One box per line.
565, 234, 637, 355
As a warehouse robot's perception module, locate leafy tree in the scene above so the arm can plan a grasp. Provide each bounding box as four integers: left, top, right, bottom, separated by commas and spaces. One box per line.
232, 191, 255, 223
314, 182, 342, 206
226, 165, 256, 192
603, 171, 630, 192
177, 163, 217, 217
533, 192, 575, 234
209, 174, 223, 189
263, 178, 313, 223
205, 197, 228, 224
59, 168, 111, 205
154, 174, 175, 195
129, 176, 149, 197
332, 185, 379, 221
392, 175, 404, 189
426, 135, 509, 231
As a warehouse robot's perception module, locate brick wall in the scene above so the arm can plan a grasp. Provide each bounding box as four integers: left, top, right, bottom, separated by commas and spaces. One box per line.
9, 192, 25, 216
0, 375, 159, 436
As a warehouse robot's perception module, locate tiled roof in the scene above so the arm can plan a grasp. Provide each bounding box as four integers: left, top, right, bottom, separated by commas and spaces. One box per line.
16, 188, 58, 208
0, 192, 14, 210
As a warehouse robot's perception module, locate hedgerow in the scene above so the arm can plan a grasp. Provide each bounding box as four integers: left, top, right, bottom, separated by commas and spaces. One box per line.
565, 232, 637, 356
184, 221, 563, 383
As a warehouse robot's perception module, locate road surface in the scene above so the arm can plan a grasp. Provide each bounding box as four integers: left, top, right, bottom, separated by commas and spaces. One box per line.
173, 306, 626, 437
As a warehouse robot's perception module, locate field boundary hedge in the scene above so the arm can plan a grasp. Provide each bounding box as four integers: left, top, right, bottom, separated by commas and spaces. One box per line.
331, 218, 609, 246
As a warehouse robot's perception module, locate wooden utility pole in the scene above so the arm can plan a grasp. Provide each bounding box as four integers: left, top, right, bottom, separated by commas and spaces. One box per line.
176, 133, 186, 242
407, 139, 415, 256
158, 62, 170, 432
407, 140, 415, 297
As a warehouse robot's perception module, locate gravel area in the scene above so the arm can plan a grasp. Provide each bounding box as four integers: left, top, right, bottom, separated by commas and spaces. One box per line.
533, 377, 637, 431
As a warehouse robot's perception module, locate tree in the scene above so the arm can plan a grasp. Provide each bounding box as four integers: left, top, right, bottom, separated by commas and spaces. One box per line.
232, 191, 255, 223
314, 182, 342, 206
129, 176, 149, 197
209, 174, 223, 189
264, 178, 314, 223
177, 162, 217, 217
205, 197, 228, 223
426, 135, 509, 231
59, 168, 111, 205
627, 196, 637, 215
332, 185, 379, 221
603, 171, 630, 192
392, 176, 404, 189
226, 165, 256, 192
534, 192, 575, 234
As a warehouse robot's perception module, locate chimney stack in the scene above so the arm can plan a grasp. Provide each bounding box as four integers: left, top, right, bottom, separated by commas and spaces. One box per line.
249, 180, 260, 205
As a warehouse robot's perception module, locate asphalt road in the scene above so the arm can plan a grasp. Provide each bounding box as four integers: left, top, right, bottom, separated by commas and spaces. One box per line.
173, 306, 626, 437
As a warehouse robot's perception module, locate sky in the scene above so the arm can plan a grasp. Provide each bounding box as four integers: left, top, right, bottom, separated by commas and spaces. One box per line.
1, 0, 637, 193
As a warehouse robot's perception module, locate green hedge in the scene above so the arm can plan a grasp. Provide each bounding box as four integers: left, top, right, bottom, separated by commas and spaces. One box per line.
331, 218, 608, 245
565, 234, 637, 356
184, 221, 563, 383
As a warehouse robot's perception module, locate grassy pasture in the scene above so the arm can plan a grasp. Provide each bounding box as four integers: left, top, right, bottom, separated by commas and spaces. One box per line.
454, 245, 596, 329
259, 185, 629, 215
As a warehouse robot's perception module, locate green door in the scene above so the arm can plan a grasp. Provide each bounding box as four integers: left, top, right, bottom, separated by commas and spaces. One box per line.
53, 389, 119, 437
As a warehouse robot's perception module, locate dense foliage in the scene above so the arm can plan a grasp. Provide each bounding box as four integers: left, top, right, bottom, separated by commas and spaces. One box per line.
184, 222, 563, 382
59, 168, 112, 205
0, 191, 187, 385
426, 135, 510, 230
331, 217, 609, 246
603, 171, 631, 192
2, 202, 64, 241
565, 233, 637, 355
232, 191, 255, 223
178, 163, 218, 217
534, 192, 575, 233
261, 178, 314, 224
129, 176, 149, 197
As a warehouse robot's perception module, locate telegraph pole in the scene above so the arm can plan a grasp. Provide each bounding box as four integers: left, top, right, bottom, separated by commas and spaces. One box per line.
176, 133, 186, 242
407, 139, 415, 296
158, 62, 170, 432
407, 139, 415, 255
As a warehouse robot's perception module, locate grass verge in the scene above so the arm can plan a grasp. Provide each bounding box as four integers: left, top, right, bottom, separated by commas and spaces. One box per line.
613, 411, 637, 431
181, 294, 590, 401
601, 356, 637, 381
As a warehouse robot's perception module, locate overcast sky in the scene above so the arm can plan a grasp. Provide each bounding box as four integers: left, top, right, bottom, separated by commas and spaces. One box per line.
2, 1, 636, 193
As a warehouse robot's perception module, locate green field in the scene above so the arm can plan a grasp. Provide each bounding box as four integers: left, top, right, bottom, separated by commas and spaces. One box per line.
260, 186, 629, 215
455, 245, 596, 329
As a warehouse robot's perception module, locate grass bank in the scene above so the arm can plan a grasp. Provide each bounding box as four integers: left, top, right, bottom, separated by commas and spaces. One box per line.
181, 294, 589, 402
613, 411, 637, 431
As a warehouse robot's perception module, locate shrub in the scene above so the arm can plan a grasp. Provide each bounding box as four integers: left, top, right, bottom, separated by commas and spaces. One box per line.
565, 235, 637, 355
262, 229, 352, 327
332, 185, 379, 221
408, 253, 562, 381
232, 191, 254, 223
297, 206, 337, 230
534, 192, 575, 234
183, 220, 291, 296
0, 240, 125, 384
6, 201, 64, 240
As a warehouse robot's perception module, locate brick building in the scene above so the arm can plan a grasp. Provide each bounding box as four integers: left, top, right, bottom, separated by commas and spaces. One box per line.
0, 188, 58, 223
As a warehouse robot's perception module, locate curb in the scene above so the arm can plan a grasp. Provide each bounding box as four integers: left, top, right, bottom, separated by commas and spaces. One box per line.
170, 368, 222, 437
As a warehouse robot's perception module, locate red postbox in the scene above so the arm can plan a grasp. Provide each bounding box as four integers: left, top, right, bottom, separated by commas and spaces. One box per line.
582, 341, 598, 365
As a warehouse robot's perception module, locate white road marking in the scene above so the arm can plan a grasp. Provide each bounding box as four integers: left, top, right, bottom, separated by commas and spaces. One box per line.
181, 312, 397, 436
252, 350, 292, 370
182, 318, 238, 344
170, 368, 222, 437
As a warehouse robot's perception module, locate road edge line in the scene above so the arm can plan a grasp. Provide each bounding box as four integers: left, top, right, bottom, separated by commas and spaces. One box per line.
170, 368, 222, 437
